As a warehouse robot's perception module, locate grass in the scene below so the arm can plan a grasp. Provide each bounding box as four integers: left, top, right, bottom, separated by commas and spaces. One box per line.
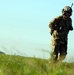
0, 54, 74, 75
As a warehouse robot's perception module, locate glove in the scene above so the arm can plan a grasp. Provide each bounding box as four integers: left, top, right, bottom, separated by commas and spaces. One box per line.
50, 32, 53, 35
69, 26, 73, 31
50, 29, 54, 35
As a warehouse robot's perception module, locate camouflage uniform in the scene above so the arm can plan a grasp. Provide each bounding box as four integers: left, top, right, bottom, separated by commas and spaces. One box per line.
48, 15, 73, 61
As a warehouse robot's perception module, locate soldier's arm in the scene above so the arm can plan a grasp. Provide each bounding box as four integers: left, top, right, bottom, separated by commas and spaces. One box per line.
69, 19, 73, 31
48, 18, 57, 29
48, 17, 59, 35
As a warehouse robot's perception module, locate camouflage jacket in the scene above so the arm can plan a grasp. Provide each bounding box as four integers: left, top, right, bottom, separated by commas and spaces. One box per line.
48, 15, 73, 39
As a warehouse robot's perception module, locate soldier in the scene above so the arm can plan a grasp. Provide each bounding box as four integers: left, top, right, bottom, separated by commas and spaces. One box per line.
48, 6, 73, 62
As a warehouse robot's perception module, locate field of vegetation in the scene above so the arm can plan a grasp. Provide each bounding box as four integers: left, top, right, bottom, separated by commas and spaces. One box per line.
0, 54, 74, 75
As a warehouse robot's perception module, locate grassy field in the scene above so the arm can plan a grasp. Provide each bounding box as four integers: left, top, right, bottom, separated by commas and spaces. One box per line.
0, 54, 74, 75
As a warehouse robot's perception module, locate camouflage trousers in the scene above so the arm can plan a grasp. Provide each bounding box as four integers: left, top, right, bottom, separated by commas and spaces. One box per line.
51, 39, 67, 62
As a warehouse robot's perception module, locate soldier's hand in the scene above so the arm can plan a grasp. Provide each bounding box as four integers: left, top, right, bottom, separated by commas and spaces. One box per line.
50, 29, 54, 35
69, 26, 73, 31
71, 27, 73, 31
49, 32, 52, 35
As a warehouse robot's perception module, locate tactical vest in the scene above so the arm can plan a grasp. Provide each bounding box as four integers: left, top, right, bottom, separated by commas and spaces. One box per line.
49, 15, 72, 39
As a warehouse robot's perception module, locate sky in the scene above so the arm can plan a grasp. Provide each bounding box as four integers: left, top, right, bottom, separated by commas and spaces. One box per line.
0, 0, 74, 60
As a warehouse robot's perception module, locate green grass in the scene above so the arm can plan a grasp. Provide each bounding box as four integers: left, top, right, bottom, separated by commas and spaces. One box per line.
0, 54, 74, 75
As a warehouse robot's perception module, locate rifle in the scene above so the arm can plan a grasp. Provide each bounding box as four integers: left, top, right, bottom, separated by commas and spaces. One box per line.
71, 3, 73, 8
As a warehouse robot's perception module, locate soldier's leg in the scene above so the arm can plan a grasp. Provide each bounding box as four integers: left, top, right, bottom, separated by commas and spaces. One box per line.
59, 44, 67, 61
52, 45, 59, 62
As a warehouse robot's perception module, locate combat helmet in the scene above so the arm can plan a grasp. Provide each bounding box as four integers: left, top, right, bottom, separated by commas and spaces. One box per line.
62, 6, 72, 16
